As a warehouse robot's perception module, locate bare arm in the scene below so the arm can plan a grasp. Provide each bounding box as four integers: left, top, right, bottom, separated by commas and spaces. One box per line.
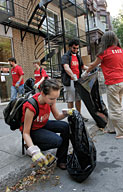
18, 75, 24, 83
86, 57, 102, 73
39, 76, 45, 84
83, 65, 89, 70
34, 77, 45, 88
37, 76, 45, 85
51, 103, 67, 120
23, 109, 35, 147
15, 75, 24, 87
63, 64, 75, 80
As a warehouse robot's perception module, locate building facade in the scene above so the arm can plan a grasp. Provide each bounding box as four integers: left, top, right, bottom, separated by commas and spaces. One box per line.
85, 0, 112, 61
0, 0, 112, 102
0, 0, 89, 102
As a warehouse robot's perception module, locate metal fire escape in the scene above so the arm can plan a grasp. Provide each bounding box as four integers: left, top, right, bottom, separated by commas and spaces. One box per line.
31, 0, 87, 78
0, 0, 87, 78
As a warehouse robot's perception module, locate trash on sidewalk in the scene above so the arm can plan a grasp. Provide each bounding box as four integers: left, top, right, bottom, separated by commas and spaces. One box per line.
5, 161, 57, 192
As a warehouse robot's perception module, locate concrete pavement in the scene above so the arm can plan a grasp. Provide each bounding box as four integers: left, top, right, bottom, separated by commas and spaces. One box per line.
0, 94, 108, 191
21, 131, 123, 192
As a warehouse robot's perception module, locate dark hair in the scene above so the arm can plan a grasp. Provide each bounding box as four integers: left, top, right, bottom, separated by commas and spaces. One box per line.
117, 38, 121, 48
40, 78, 60, 95
69, 39, 80, 47
97, 31, 119, 55
8, 57, 16, 64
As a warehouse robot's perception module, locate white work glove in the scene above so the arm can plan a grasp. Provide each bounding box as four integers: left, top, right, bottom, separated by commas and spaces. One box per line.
81, 71, 88, 80
34, 81, 40, 89
72, 74, 78, 81
27, 145, 48, 166
62, 108, 75, 116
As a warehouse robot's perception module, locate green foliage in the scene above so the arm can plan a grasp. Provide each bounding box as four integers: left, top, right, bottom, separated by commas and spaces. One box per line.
112, 11, 123, 48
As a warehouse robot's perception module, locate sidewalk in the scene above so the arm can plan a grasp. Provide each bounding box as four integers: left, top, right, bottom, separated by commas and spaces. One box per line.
0, 95, 107, 191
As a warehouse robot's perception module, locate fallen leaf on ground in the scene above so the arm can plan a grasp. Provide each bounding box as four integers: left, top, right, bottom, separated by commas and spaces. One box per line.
5, 187, 11, 192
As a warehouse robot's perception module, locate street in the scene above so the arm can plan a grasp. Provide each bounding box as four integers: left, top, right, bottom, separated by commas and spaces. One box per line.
18, 131, 123, 192
1, 95, 123, 192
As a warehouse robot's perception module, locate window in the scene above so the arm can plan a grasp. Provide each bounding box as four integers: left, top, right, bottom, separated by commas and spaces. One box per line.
0, 36, 12, 62
100, 15, 106, 23
0, 37, 13, 102
0, 0, 6, 11
42, 10, 58, 35
65, 19, 77, 37
0, 0, 11, 12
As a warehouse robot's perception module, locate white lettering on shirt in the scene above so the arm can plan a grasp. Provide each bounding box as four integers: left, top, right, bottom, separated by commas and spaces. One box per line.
12, 71, 16, 74
35, 113, 49, 122
112, 49, 122, 54
34, 74, 40, 76
71, 61, 78, 66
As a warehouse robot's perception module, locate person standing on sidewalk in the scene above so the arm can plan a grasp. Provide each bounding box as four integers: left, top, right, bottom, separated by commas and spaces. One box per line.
8, 57, 24, 100
33, 60, 48, 92
81, 31, 123, 139
21, 78, 70, 170
61, 39, 88, 122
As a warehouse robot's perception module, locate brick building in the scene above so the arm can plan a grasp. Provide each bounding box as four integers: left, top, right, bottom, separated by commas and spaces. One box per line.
0, 0, 89, 102
0, 0, 112, 102
85, 0, 112, 61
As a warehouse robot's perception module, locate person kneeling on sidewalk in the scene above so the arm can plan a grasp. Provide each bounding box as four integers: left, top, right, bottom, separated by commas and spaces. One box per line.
21, 78, 70, 170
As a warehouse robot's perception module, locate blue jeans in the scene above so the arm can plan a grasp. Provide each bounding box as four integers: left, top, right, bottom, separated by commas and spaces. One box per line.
30, 120, 70, 164
11, 84, 24, 100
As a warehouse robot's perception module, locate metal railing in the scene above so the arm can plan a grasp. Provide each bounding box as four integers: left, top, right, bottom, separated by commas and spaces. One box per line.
27, 0, 40, 21
34, 17, 86, 60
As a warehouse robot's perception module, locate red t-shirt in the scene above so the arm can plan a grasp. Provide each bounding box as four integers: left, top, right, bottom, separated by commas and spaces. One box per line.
70, 54, 80, 79
21, 93, 51, 131
11, 65, 24, 86
34, 68, 48, 84
98, 46, 123, 85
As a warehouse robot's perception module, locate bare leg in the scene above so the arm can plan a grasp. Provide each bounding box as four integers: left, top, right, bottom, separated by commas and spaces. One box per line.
75, 100, 81, 113
75, 100, 88, 122
68, 102, 74, 109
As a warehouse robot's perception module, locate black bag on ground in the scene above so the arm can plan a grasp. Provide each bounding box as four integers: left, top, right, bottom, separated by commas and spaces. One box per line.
67, 110, 96, 182
3, 96, 39, 131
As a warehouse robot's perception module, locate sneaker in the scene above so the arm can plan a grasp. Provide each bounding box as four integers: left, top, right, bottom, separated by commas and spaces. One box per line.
57, 163, 67, 170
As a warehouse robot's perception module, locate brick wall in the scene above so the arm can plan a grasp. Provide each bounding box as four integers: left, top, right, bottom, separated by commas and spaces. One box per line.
12, 28, 36, 82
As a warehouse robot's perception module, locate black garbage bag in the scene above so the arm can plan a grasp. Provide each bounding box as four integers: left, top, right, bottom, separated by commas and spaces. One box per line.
67, 110, 96, 182
75, 70, 108, 128
67, 153, 95, 183
24, 78, 35, 94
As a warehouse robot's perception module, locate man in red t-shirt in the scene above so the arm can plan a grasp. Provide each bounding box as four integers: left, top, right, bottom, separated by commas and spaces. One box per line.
8, 57, 24, 100
33, 60, 48, 92
61, 39, 88, 122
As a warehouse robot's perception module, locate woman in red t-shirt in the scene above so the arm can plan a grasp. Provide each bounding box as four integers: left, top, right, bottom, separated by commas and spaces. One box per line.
81, 31, 123, 139
33, 60, 48, 91
22, 78, 69, 170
